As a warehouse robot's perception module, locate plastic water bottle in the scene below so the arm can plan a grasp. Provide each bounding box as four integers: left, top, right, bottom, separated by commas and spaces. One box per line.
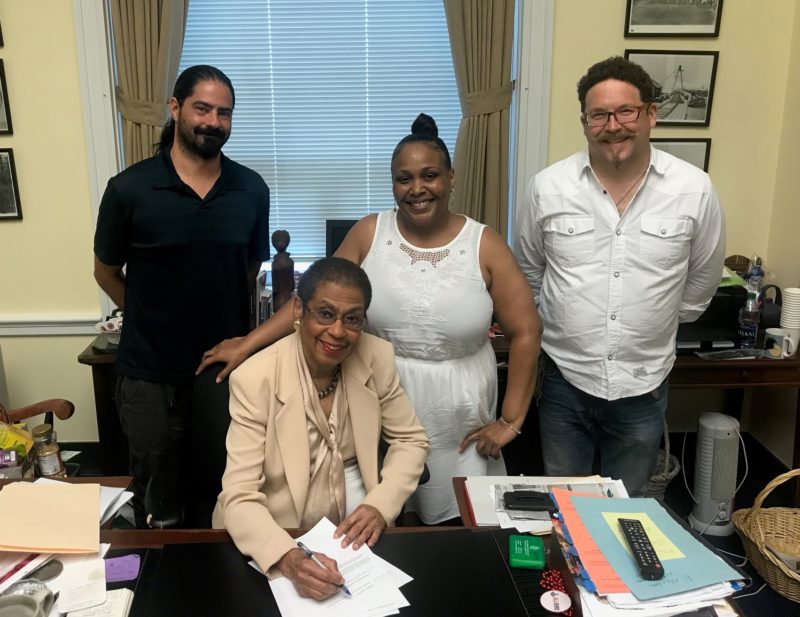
745, 255, 765, 293
737, 291, 760, 349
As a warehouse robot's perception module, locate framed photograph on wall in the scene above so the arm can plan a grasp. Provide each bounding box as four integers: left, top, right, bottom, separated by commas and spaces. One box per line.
625, 50, 718, 127
651, 138, 711, 172
0, 149, 22, 220
625, 0, 723, 37
0, 61, 12, 135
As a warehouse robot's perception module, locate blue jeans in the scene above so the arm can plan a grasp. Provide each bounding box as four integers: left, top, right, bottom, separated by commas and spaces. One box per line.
538, 357, 667, 497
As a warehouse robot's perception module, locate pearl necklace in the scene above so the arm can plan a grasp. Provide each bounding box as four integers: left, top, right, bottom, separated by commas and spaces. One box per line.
317, 365, 341, 399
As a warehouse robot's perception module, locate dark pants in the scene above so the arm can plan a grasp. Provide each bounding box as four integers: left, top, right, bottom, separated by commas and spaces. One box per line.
538, 356, 667, 497
116, 376, 191, 528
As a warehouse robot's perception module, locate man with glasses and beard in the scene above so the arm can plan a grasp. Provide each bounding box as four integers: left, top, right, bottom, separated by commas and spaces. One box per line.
94, 65, 270, 527
514, 56, 724, 497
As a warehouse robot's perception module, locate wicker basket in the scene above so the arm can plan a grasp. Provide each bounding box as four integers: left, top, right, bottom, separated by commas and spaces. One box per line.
732, 468, 800, 603
646, 419, 681, 499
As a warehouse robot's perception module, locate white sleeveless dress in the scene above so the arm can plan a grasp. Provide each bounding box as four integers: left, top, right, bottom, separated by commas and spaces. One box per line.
361, 210, 505, 523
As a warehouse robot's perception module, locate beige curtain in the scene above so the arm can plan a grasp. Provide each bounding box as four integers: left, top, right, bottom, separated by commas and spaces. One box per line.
443, 0, 515, 233
110, 0, 188, 167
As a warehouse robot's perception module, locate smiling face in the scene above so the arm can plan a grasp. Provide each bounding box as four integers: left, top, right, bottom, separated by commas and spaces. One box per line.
293, 281, 366, 379
171, 79, 233, 160
391, 142, 454, 231
582, 78, 656, 172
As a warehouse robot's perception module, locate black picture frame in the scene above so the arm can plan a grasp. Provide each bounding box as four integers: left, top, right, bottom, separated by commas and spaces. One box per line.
0, 60, 12, 135
625, 49, 718, 127
625, 0, 723, 37
0, 148, 22, 220
651, 138, 711, 172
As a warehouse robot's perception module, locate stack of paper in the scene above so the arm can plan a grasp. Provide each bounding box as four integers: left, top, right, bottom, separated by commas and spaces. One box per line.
65, 588, 134, 617
35, 478, 134, 526
0, 480, 132, 615
464, 475, 628, 533
549, 490, 747, 617
260, 518, 412, 617
0, 482, 99, 553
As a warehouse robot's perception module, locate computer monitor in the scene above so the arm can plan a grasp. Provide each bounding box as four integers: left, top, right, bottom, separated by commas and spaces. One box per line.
325, 219, 358, 257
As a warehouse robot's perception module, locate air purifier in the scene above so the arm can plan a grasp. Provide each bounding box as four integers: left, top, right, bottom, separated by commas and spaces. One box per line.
688, 412, 740, 536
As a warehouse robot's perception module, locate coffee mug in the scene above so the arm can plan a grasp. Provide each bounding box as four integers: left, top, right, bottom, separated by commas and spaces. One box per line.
764, 327, 797, 359
0, 579, 54, 617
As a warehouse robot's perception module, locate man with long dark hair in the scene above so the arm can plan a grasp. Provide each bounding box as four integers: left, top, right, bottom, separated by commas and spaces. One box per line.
93, 65, 270, 527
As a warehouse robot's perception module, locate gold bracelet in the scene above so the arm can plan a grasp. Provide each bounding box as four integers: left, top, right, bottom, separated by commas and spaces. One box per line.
498, 416, 522, 436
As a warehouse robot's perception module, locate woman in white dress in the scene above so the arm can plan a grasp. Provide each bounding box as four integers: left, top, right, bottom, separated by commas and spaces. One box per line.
198, 114, 541, 524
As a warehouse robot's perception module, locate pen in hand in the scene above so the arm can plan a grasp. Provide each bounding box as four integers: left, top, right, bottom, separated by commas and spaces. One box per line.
296, 541, 352, 598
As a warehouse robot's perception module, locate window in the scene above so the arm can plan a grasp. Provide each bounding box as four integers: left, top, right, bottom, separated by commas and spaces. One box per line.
180, 0, 460, 259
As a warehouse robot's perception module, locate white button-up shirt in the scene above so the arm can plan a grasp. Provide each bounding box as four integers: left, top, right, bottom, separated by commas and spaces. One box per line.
514, 147, 725, 400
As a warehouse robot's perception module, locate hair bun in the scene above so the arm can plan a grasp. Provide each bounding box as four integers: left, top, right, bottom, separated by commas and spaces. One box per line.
410, 113, 438, 138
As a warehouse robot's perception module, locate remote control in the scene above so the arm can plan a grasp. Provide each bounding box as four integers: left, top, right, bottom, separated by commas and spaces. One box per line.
618, 518, 664, 580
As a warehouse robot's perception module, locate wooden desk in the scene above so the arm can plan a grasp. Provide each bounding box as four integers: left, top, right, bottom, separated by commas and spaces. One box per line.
77, 342, 128, 476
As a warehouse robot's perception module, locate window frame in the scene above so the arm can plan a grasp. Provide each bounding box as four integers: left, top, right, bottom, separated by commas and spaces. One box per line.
76, 0, 553, 314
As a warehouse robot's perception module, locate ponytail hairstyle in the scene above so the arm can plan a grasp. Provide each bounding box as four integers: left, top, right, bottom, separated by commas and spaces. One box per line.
157, 65, 235, 153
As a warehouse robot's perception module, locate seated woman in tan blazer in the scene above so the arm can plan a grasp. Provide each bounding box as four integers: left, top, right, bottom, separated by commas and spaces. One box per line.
213, 257, 429, 601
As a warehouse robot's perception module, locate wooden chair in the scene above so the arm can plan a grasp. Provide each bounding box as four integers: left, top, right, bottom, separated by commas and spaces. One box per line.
0, 398, 75, 427
0, 399, 78, 476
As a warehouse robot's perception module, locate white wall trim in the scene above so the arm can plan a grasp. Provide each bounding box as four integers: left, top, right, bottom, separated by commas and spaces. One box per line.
509, 0, 553, 245
73, 0, 121, 319
0, 315, 100, 337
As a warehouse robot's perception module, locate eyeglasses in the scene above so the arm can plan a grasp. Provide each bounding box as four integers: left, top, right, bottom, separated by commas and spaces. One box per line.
583, 104, 650, 128
304, 306, 367, 331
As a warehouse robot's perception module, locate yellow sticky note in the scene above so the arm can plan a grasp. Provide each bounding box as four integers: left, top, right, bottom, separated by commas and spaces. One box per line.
603, 512, 685, 561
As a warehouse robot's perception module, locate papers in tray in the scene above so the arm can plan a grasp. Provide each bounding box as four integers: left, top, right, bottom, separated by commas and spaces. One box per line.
256, 518, 412, 617
569, 496, 745, 601
549, 490, 747, 616
464, 475, 628, 532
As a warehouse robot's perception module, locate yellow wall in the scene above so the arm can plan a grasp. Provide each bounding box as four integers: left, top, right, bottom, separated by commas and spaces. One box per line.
768, 3, 800, 289
549, 0, 796, 264
0, 1, 99, 441
0, 1, 798, 451
548, 0, 799, 465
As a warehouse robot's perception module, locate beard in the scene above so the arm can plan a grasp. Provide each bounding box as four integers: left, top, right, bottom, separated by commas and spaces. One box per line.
175, 120, 229, 160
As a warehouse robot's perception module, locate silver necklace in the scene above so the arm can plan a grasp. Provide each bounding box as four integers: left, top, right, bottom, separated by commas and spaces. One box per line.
614, 167, 648, 207
317, 365, 341, 399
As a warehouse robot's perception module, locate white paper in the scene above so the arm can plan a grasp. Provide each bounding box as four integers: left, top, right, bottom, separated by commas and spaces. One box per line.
262, 518, 412, 617
53, 556, 106, 613
59, 589, 133, 617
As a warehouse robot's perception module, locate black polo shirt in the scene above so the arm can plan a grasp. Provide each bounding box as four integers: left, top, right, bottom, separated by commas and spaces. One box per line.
94, 147, 270, 383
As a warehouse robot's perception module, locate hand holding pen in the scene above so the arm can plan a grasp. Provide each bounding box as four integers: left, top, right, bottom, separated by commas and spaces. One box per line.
297, 542, 352, 597
276, 542, 351, 601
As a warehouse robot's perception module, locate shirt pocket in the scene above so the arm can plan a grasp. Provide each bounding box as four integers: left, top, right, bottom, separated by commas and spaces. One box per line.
639, 216, 690, 269
543, 216, 595, 266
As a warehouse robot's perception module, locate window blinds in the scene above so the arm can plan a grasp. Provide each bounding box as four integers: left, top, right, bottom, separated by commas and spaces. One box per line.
180, 0, 460, 258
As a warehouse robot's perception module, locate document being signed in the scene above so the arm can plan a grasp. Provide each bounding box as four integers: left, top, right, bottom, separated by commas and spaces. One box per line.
254, 517, 412, 617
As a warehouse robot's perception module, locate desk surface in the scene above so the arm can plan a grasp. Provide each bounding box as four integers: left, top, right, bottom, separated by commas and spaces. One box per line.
113, 527, 540, 617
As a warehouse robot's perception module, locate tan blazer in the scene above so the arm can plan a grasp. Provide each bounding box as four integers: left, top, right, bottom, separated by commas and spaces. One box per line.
212, 332, 429, 573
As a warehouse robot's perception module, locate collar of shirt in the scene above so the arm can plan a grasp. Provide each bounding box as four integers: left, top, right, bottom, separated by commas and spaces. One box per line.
577, 145, 669, 185
151, 146, 245, 195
